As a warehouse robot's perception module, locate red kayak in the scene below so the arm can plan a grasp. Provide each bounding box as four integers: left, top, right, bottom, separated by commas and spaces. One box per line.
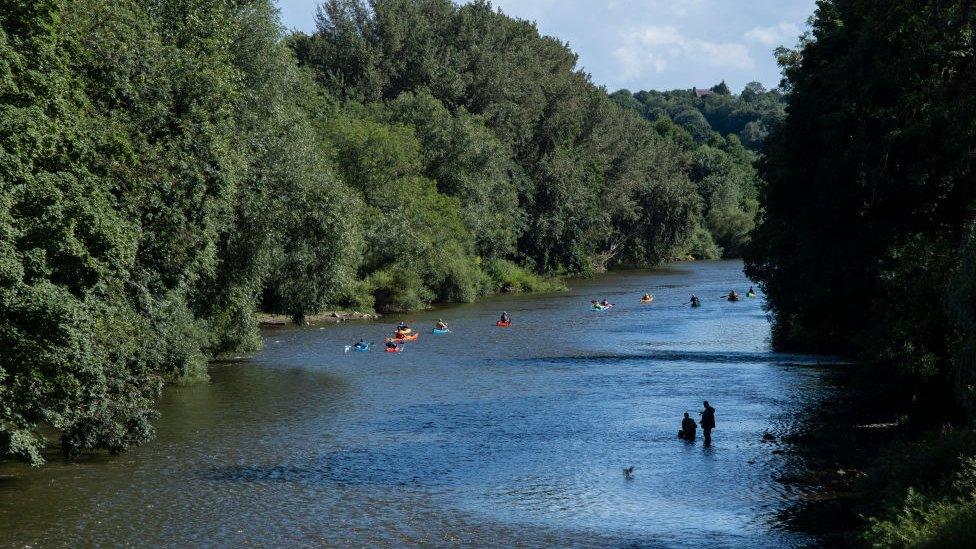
496, 320, 512, 327
385, 345, 401, 353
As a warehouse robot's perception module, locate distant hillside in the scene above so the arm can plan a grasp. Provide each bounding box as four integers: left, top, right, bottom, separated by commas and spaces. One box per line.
610, 81, 787, 151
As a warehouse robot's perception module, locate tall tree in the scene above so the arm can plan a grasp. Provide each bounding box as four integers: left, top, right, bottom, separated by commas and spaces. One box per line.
745, 0, 976, 386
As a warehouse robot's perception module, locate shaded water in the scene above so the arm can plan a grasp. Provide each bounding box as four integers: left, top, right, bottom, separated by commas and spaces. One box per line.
0, 261, 835, 547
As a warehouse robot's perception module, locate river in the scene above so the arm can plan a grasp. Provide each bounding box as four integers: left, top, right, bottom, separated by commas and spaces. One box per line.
0, 260, 835, 548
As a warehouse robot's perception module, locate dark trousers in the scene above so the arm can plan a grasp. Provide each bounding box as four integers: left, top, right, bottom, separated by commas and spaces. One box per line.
703, 427, 712, 446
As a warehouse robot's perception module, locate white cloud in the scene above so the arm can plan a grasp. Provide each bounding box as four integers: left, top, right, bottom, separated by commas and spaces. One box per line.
613, 25, 753, 82
745, 21, 801, 46
613, 45, 667, 80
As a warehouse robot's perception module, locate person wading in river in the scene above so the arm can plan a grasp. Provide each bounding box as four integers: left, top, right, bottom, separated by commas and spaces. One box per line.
678, 412, 697, 441
700, 401, 716, 446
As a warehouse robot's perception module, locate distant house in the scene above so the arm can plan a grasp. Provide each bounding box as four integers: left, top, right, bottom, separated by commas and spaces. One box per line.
692, 87, 715, 98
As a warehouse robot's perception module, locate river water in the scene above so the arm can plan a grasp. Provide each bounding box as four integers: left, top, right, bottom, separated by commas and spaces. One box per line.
0, 260, 835, 548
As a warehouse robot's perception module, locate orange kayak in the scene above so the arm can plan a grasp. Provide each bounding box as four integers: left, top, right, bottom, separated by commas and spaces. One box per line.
394, 332, 419, 342
496, 320, 512, 327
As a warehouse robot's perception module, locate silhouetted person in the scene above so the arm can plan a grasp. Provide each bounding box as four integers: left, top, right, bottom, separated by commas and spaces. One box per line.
700, 401, 716, 446
677, 412, 697, 441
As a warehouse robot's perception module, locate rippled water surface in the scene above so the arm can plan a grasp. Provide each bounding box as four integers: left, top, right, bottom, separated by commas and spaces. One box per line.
0, 261, 835, 547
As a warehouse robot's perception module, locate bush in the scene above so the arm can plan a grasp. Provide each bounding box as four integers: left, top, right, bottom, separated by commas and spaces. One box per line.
863, 430, 976, 547
368, 266, 430, 312
483, 259, 567, 294
675, 225, 722, 260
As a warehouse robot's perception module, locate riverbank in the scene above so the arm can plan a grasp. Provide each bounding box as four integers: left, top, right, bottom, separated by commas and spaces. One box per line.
256, 263, 568, 327
257, 311, 380, 326
780, 362, 976, 546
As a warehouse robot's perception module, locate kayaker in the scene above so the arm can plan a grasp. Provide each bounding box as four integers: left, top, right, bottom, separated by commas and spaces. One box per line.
727, 290, 740, 302
385, 338, 398, 350
435, 319, 448, 330
396, 321, 411, 334
700, 401, 716, 446
747, 286, 757, 297
600, 298, 611, 307
642, 293, 653, 301
500, 311, 511, 323
690, 295, 701, 307
677, 412, 697, 440
356, 338, 366, 347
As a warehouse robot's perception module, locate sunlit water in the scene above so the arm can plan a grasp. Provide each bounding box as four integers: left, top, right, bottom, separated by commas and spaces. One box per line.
0, 261, 835, 547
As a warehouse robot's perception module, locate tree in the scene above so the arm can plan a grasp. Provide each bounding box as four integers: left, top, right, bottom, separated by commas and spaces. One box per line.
710, 80, 731, 95
745, 0, 976, 379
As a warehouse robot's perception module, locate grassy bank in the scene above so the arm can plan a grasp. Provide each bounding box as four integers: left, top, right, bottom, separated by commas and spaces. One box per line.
259, 259, 567, 326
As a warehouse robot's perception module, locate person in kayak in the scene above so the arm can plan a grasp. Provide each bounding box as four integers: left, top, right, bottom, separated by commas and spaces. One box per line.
435, 319, 448, 330
385, 338, 398, 350
600, 298, 611, 307
396, 321, 412, 335
641, 293, 653, 302
700, 401, 716, 446
747, 286, 757, 297
355, 338, 367, 348
500, 311, 511, 323
690, 295, 701, 307
677, 412, 697, 441
727, 290, 740, 302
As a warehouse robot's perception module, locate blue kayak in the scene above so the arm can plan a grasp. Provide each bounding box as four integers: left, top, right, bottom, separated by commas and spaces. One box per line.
354, 343, 369, 352
432, 328, 451, 334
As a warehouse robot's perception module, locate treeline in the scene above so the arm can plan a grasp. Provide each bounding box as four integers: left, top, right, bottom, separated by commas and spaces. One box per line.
0, 0, 718, 464
610, 83, 786, 257
744, 0, 976, 544
291, 0, 712, 269
610, 82, 786, 150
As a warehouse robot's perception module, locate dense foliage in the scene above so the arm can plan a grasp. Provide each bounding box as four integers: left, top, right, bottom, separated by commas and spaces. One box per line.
611, 84, 784, 257
291, 0, 711, 270
1, 0, 723, 464
743, 0, 976, 542
0, 0, 366, 464
610, 82, 786, 151
745, 0, 976, 374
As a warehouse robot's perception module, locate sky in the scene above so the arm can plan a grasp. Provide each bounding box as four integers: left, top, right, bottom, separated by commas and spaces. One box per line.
276, 0, 815, 93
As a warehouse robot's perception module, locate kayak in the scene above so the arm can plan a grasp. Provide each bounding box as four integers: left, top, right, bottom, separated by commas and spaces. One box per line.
354, 343, 369, 352
691, 301, 701, 308
640, 298, 653, 304
385, 345, 401, 353
395, 332, 419, 342
432, 327, 450, 334
496, 320, 512, 327
592, 304, 614, 311
747, 292, 757, 298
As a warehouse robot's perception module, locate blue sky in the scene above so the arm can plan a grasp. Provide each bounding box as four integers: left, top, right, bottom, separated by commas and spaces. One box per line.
276, 0, 815, 93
